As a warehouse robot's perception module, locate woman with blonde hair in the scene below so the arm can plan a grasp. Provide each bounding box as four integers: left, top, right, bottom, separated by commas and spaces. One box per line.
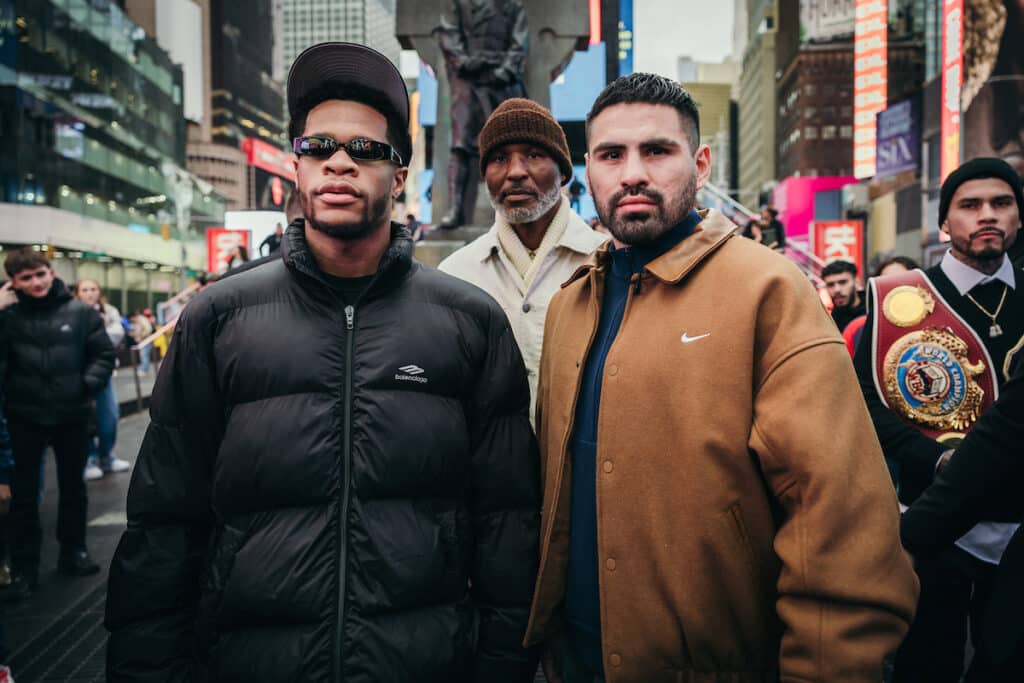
73, 279, 131, 481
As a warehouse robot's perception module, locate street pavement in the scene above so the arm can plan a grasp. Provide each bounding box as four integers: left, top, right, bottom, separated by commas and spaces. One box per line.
1, 411, 548, 682
2, 413, 147, 682
111, 367, 159, 416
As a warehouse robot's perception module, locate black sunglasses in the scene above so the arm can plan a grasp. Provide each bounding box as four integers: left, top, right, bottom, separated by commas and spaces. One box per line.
292, 135, 403, 165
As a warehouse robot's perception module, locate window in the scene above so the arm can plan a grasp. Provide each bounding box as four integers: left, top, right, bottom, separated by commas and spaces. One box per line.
840, 125, 853, 139
805, 106, 817, 120
822, 125, 836, 139
805, 126, 818, 140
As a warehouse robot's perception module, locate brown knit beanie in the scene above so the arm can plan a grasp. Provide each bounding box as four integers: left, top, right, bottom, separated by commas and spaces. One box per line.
478, 98, 573, 185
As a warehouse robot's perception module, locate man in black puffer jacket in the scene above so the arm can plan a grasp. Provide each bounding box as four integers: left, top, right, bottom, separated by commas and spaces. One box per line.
105, 42, 541, 683
1, 248, 114, 593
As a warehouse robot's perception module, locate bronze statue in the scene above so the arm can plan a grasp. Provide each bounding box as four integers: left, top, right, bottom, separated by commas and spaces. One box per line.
437, 0, 529, 229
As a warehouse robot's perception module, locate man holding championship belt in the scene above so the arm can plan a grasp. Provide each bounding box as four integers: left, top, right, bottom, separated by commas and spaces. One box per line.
854, 157, 1024, 682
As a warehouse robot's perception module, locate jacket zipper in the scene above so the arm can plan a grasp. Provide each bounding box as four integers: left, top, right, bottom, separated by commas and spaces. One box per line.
335, 303, 356, 683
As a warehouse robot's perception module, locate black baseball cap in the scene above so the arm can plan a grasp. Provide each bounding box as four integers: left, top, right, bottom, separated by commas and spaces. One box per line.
286, 42, 411, 164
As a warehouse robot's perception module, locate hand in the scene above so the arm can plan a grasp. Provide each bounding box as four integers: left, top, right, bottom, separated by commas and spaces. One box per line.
0, 282, 17, 310
540, 640, 563, 683
0, 484, 11, 516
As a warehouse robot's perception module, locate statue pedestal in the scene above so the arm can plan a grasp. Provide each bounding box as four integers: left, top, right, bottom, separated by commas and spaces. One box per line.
397, 0, 589, 229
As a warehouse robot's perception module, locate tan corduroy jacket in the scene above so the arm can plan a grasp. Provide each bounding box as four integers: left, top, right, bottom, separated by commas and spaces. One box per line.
524, 209, 918, 683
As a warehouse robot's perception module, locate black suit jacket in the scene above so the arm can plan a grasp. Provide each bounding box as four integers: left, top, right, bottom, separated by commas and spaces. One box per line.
900, 363, 1024, 663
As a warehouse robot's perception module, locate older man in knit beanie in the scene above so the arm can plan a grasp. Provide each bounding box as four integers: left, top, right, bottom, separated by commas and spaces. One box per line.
440, 98, 606, 417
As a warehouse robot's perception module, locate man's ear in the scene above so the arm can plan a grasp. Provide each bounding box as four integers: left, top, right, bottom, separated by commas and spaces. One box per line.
392, 167, 409, 200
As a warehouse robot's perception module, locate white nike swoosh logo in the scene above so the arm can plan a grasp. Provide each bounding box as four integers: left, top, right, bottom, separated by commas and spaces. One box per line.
680, 332, 711, 344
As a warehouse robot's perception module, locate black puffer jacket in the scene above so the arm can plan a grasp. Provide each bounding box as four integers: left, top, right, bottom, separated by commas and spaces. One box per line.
0, 279, 114, 426
106, 223, 541, 682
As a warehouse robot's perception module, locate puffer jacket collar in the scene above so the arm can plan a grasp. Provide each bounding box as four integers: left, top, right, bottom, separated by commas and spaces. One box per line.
562, 208, 738, 288
15, 278, 73, 311
280, 219, 415, 297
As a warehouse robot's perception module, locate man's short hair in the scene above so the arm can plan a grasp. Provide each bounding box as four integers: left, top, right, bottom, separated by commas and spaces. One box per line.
287, 83, 412, 166
4, 247, 50, 278
822, 260, 858, 278
586, 73, 701, 153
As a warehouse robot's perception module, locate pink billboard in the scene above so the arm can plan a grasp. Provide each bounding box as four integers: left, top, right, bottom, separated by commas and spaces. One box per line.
772, 176, 860, 245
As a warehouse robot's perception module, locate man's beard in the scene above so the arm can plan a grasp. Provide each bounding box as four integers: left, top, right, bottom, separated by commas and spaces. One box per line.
300, 188, 390, 240
490, 182, 562, 224
952, 228, 1008, 271
596, 173, 696, 246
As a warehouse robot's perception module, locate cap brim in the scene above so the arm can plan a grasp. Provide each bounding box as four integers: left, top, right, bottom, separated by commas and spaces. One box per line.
286, 42, 410, 131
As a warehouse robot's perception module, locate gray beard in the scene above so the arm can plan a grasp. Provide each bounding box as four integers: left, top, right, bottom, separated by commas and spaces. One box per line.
490, 183, 562, 224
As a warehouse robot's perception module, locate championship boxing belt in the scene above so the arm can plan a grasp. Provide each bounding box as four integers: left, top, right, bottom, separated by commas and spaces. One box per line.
870, 269, 1000, 444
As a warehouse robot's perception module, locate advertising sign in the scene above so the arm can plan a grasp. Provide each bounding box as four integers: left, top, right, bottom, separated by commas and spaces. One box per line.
813, 220, 864, 277
241, 137, 295, 182
551, 42, 606, 122
251, 167, 292, 210
225, 210, 286, 259
206, 228, 250, 273
875, 97, 920, 178
940, 0, 963, 181
853, 0, 888, 178
772, 175, 860, 242
800, 0, 855, 42
618, 0, 633, 76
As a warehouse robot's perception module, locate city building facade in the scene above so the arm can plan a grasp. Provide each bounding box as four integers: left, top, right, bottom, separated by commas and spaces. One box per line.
273, 0, 402, 81
737, 0, 777, 209
0, 0, 226, 311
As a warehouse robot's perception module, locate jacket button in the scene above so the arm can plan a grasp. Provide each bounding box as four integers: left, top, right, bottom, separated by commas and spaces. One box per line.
602, 460, 613, 473
608, 364, 618, 376
609, 653, 622, 667
522, 302, 531, 313
605, 558, 616, 571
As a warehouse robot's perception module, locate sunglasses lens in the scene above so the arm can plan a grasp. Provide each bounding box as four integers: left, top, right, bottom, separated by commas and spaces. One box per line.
298, 137, 335, 158
346, 139, 387, 161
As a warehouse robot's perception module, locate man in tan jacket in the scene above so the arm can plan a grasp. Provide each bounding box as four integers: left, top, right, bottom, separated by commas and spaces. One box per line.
526, 73, 919, 683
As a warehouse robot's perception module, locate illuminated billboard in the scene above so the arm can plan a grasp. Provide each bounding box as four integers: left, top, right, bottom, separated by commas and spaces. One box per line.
852, 0, 887, 179
940, 0, 963, 181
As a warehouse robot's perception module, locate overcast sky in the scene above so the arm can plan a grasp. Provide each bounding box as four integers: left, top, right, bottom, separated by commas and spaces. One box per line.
633, 0, 736, 77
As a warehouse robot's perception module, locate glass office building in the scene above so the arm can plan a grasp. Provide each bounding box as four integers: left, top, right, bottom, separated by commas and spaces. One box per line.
0, 0, 225, 309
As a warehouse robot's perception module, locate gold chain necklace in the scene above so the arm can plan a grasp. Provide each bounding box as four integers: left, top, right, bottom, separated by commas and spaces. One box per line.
965, 284, 1008, 338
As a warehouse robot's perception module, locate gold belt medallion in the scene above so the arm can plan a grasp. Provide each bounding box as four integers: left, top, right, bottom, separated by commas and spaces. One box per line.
883, 285, 935, 327
883, 327, 987, 431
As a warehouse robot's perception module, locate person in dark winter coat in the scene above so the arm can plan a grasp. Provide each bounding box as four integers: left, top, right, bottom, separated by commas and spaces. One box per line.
0, 248, 114, 595
900, 362, 1024, 680
105, 42, 541, 683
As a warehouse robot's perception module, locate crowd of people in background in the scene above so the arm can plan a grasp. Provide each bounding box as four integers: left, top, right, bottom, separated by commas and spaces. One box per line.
2, 37, 1024, 683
